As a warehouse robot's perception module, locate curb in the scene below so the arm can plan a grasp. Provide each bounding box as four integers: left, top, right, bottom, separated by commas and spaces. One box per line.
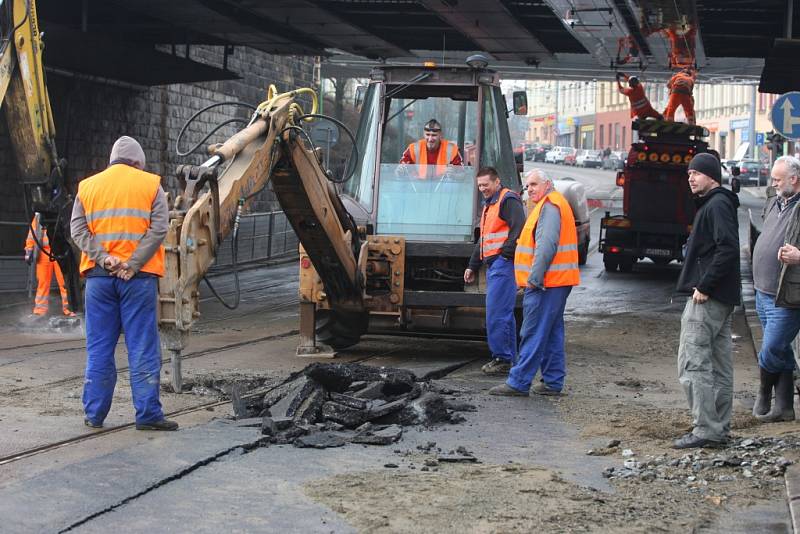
739, 245, 762, 355
786, 465, 800, 532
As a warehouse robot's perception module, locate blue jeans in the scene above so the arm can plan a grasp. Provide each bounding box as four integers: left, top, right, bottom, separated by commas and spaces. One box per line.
485, 256, 517, 362
507, 285, 572, 392
755, 290, 800, 373
83, 276, 165, 425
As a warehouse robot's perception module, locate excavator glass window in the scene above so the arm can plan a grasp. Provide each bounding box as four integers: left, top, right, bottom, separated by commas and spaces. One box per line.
343, 82, 381, 211
374, 94, 479, 241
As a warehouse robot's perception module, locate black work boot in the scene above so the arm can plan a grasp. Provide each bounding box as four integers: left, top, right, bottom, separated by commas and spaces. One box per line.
136, 418, 179, 431
756, 371, 796, 423
752, 367, 779, 417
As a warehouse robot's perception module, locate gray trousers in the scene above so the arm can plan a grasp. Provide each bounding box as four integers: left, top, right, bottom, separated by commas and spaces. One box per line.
678, 298, 734, 441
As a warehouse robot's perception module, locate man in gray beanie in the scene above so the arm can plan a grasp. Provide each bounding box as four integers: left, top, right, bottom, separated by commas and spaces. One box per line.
673, 152, 740, 448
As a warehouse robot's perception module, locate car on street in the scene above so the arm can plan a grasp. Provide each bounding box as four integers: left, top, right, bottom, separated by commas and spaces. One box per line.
576, 149, 603, 168
602, 150, 627, 170
545, 146, 572, 164
563, 148, 578, 166
737, 159, 769, 186
531, 143, 551, 162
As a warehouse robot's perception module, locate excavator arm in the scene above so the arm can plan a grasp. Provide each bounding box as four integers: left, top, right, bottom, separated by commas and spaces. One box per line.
159, 89, 364, 391
1, 0, 78, 311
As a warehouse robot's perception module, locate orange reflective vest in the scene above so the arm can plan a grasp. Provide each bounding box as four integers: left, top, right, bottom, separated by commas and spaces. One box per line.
669, 72, 694, 95
514, 191, 580, 288
480, 188, 515, 260
25, 214, 49, 251
77, 164, 165, 276
405, 139, 459, 178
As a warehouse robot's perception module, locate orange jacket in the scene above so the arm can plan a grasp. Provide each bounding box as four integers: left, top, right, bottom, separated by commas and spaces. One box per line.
514, 191, 580, 288
479, 188, 514, 260
405, 139, 460, 177
668, 72, 694, 95
77, 164, 165, 276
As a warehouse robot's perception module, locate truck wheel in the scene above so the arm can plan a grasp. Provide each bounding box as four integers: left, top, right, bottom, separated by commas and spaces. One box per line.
618, 258, 635, 273
315, 309, 368, 350
603, 255, 618, 272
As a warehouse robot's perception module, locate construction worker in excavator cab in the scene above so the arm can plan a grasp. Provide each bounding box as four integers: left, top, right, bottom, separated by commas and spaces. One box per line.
616, 72, 662, 121
400, 119, 463, 178
664, 67, 696, 125
24, 212, 75, 317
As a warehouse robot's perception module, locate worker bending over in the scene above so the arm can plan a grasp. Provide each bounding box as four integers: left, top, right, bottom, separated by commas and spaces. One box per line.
664, 67, 696, 125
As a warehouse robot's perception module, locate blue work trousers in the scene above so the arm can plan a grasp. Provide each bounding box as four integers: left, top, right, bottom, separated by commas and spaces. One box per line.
755, 290, 800, 373
507, 285, 572, 392
485, 256, 517, 362
83, 275, 165, 425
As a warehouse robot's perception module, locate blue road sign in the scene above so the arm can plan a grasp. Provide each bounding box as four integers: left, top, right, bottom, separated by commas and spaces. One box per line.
756, 132, 765, 145
741, 129, 749, 142
771, 92, 800, 140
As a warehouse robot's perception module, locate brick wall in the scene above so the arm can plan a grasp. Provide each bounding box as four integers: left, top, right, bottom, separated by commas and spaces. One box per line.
0, 45, 318, 254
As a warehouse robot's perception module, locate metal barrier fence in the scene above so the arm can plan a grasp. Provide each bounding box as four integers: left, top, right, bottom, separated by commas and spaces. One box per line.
0, 212, 298, 290
210, 210, 299, 271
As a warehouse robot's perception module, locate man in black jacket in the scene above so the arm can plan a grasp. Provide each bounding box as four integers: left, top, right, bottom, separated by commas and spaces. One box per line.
674, 153, 740, 449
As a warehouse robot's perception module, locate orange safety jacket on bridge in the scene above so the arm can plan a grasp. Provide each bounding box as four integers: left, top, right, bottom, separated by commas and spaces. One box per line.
514, 191, 580, 288
664, 71, 696, 124
403, 139, 461, 178
76, 164, 165, 276
479, 188, 515, 260
619, 81, 661, 120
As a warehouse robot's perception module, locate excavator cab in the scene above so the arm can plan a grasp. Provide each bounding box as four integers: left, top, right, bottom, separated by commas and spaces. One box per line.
305, 63, 522, 347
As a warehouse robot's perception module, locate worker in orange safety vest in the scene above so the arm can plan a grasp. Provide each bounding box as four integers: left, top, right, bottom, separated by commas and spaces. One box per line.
400, 119, 463, 178
488, 169, 580, 397
664, 67, 696, 125
24, 212, 74, 317
616, 72, 662, 121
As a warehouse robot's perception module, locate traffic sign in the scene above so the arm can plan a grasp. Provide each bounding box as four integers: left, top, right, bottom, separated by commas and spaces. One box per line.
771, 92, 800, 140
756, 132, 765, 145
741, 129, 749, 142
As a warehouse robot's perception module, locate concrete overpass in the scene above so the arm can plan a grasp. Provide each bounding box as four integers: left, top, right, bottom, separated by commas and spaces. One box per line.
36, 0, 797, 89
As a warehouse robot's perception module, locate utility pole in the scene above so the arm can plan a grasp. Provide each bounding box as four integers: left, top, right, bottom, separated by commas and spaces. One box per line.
748, 83, 757, 160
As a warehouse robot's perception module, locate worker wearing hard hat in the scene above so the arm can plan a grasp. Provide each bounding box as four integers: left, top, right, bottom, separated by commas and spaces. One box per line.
616, 72, 662, 121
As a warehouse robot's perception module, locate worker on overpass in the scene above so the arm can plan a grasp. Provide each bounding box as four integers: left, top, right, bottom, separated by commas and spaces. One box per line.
400, 119, 462, 178
616, 72, 662, 121
24, 212, 74, 317
71, 135, 177, 432
664, 67, 696, 125
464, 166, 525, 376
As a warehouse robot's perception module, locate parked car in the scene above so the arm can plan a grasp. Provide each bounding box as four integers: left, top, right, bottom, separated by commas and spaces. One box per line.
576, 149, 603, 168
602, 150, 626, 171
532, 143, 552, 162
546, 146, 574, 164
737, 159, 769, 186
563, 148, 578, 166
522, 142, 536, 160
513, 143, 525, 166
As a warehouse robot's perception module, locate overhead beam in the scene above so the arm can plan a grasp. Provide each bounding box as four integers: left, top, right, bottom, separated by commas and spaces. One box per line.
420, 0, 553, 63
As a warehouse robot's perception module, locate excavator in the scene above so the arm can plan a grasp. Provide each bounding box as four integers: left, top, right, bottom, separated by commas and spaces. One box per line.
159, 58, 528, 390
1, 0, 80, 313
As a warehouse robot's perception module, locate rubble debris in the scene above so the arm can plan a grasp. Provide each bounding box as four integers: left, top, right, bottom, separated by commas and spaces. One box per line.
226, 363, 467, 449
601, 435, 799, 487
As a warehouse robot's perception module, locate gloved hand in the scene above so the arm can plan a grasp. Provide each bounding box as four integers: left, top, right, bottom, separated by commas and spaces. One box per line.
24, 250, 32, 265
616, 72, 625, 80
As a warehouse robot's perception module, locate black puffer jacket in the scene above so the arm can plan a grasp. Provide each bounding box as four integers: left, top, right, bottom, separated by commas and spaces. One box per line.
676, 186, 741, 305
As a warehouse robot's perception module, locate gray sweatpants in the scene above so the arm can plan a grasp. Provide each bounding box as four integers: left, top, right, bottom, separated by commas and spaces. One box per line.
678, 298, 734, 442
